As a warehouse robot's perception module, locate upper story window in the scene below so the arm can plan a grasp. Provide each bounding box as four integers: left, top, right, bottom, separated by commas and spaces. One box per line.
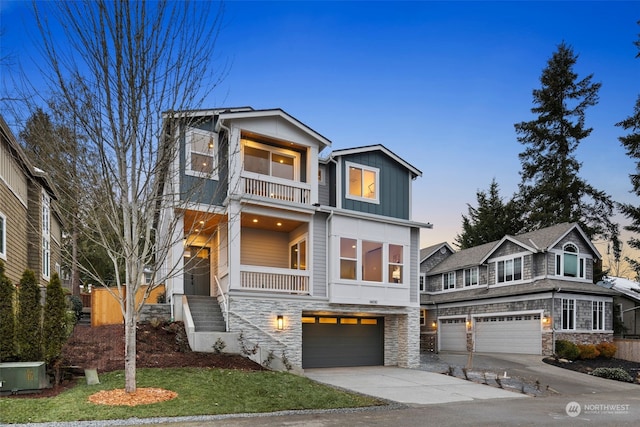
242, 139, 300, 181
556, 243, 585, 279
443, 272, 456, 290
318, 166, 326, 185
464, 267, 479, 287
0, 212, 6, 260
186, 127, 218, 179
419, 273, 426, 292
497, 256, 522, 283
346, 161, 379, 203
42, 192, 51, 280
339, 237, 405, 285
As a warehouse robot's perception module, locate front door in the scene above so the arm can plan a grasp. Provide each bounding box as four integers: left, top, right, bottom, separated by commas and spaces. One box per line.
184, 246, 210, 296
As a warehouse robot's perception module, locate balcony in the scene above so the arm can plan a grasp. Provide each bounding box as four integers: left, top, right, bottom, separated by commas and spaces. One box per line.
242, 175, 311, 205
240, 265, 310, 294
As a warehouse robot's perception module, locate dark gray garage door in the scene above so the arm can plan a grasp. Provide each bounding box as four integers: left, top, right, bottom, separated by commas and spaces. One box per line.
302, 315, 384, 368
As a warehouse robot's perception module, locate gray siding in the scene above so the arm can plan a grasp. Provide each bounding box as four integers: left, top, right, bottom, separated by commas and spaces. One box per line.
312, 213, 327, 298
340, 152, 410, 220
410, 228, 419, 304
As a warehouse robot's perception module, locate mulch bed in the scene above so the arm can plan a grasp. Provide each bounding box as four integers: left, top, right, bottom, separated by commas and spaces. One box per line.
6, 321, 263, 399
543, 356, 640, 382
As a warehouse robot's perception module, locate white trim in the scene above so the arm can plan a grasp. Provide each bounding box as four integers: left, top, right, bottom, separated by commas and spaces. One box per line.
442, 271, 456, 290
435, 292, 555, 309
472, 309, 544, 320
344, 161, 380, 204
0, 211, 6, 260
41, 190, 50, 280
241, 139, 301, 182
419, 272, 426, 292
185, 127, 219, 180
561, 297, 576, 331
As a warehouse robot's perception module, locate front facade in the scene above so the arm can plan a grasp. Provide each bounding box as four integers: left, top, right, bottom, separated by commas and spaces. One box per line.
0, 115, 62, 287
420, 223, 615, 356
159, 108, 430, 369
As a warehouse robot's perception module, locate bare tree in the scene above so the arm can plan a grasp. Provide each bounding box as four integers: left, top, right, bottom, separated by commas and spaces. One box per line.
33, 0, 225, 393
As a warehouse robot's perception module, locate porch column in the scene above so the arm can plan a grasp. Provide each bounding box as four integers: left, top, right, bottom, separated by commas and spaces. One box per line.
227, 200, 242, 290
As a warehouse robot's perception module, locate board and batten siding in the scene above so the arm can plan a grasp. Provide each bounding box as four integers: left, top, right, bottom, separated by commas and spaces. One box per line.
240, 227, 289, 268
312, 213, 327, 298
340, 152, 410, 220
0, 183, 29, 285
410, 228, 419, 304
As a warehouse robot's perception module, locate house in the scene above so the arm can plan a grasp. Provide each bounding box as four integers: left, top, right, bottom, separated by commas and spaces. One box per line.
157, 107, 431, 369
419, 223, 616, 356
0, 115, 63, 288
598, 276, 640, 338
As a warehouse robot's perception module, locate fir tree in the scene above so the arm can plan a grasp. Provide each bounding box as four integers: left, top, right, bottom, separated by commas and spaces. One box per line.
0, 260, 16, 361
617, 22, 640, 277
16, 270, 43, 361
455, 179, 523, 249
515, 42, 618, 247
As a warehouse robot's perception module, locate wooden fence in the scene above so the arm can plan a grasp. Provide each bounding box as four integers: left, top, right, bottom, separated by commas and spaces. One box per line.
613, 338, 640, 363
91, 284, 165, 327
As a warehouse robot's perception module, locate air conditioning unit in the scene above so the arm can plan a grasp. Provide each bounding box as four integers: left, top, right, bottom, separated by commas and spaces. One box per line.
0, 362, 50, 394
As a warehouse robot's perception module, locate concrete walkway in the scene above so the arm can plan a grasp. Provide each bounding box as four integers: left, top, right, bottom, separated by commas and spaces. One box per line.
305, 365, 527, 406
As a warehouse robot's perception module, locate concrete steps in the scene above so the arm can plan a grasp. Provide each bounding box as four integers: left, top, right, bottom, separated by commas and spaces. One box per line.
185, 295, 226, 332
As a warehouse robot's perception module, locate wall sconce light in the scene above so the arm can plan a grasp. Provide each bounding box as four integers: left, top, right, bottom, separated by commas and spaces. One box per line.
543, 316, 550, 325
431, 321, 437, 329
276, 315, 284, 330
466, 320, 472, 329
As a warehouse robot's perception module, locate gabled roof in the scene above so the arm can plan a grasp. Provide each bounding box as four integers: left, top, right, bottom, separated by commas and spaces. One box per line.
216, 107, 332, 150
328, 144, 422, 178
420, 242, 455, 263
427, 222, 598, 275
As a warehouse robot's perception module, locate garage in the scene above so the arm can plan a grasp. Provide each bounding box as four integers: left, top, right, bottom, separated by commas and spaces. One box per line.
439, 318, 467, 352
302, 315, 384, 368
474, 313, 542, 354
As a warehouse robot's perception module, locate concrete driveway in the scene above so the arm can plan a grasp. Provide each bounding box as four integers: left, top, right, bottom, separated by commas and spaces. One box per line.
304, 365, 527, 405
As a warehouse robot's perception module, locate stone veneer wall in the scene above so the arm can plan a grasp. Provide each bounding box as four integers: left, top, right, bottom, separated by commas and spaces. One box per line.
139, 304, 172, 323
555, 332, 613, 346
227, 295, 420, 369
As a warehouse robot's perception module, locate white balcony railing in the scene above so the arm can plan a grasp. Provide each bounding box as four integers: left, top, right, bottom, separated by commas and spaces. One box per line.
240, 266, 310, 294
242, 175, 311, 204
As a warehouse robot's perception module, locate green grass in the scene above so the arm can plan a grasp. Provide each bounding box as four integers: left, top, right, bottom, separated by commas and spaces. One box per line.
0, 368, 384, 424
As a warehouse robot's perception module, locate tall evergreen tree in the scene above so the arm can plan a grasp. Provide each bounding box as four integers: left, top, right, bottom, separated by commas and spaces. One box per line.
455, 179, 523, 249
515, 42, 618, 246
0, 260, 16, 361
43, 273, 68, 364
16, 270, 42, 361
617, 22, 640, 277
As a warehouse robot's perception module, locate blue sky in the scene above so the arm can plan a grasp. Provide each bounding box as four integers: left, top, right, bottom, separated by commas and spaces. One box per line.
2, 1, 639, 251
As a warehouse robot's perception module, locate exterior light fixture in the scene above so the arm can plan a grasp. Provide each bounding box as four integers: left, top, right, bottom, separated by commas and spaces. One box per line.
431, 321, 437, 329
277, 315, 284, 330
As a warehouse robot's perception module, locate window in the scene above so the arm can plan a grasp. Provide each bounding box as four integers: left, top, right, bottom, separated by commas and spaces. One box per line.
497, 257, 522, 283
562, 298, 575, 330
362, 240, 383, 282
339, 237, 404, 284
340, 238, 357, 280
420, 309, 426, 326
290, 237, 307, 270
464, 267, 479, 287
318, 166, 326, 185
443, 272, 455, 290
346, 161, 379, 203
388, 244, 403, 284
42, 192, 50, 279
186, 127, 217, 178
242, 140, 299, 181
556, 243, 586, 279
592, 301, 604, 330
0, 212, 5, 260
419, 273, 426, 292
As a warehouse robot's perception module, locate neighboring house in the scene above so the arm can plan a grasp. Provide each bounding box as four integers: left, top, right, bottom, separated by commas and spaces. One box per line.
158, 107, 431, 369
0, 115, 63, 287
597, 276, 640, 338
419, 223, 616, 356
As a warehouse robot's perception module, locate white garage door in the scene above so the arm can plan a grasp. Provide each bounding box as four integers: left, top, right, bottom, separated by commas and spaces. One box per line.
474, 314, 542, 354
439, 318, 467, 352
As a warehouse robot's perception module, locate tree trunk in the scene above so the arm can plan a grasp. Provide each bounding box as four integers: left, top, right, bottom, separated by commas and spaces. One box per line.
71, 220, 81, 297
124, 290, 137, 393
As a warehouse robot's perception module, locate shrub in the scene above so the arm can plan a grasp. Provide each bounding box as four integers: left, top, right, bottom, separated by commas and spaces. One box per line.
555, 339, 580, 360
43, 273, 69, 364
596, 341, 617, 359
591, 367, 633, 382
577, 344, 600, 360
16, 270, 42, 361
0, 260, 16, 361
68, 294, 83, 322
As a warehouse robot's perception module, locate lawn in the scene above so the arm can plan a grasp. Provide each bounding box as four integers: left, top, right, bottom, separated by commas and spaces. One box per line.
0, 367, 384, 424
